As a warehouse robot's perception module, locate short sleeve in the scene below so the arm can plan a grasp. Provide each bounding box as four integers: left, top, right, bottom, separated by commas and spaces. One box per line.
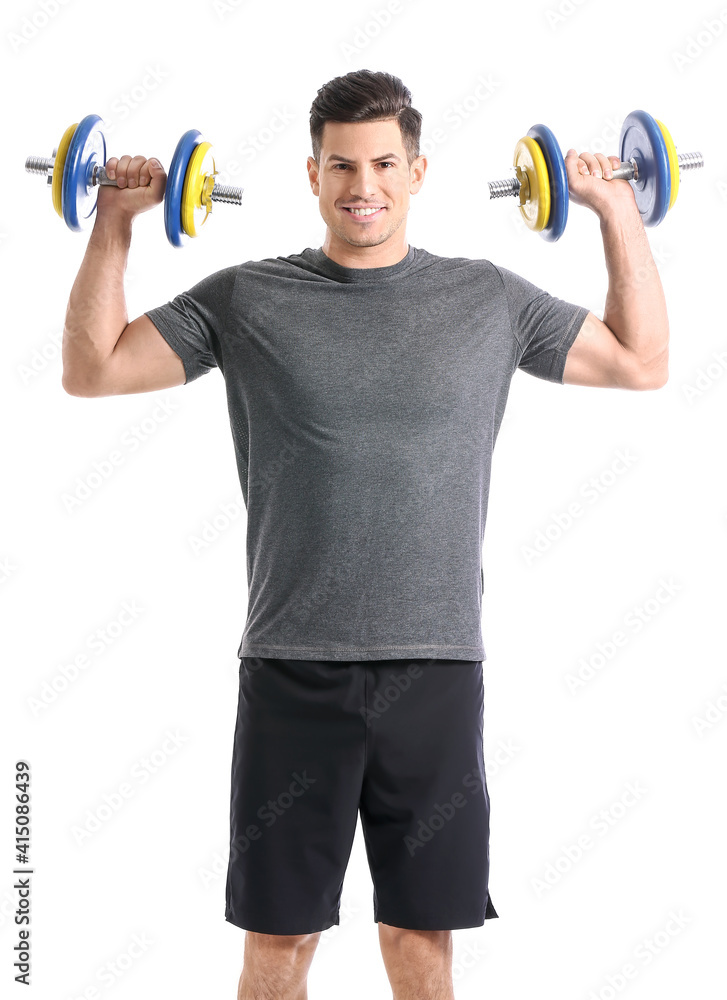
145, 265, 238, 384
493, 263, 590, 384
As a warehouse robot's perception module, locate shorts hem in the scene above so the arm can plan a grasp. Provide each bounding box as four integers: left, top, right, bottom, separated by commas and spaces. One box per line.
225, 910, 340, 935
375, 894, 498, 930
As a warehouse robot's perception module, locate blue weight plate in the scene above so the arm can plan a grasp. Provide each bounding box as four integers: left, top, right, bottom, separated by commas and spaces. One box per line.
528, 123, 568, 242
165, 129, 203, 248
62, 114, 106, 232
619, 110, 670, 227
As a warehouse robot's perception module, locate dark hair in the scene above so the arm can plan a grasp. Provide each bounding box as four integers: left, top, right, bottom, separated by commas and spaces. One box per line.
310, 69, 422, 167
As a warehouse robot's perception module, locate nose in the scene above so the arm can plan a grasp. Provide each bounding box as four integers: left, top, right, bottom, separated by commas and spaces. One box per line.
348, 164, 377, 199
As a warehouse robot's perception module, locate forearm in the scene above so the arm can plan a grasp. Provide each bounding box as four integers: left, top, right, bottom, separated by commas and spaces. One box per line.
61, 153, 165, 395
599, 204, 669, 384
62, 215, 133, 393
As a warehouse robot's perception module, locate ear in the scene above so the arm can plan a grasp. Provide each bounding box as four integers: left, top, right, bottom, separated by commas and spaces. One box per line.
409, 155, 427, 195
307, 156, 320, 196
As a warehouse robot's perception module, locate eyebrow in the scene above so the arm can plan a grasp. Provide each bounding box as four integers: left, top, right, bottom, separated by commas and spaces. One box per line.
327, 152, 401, 164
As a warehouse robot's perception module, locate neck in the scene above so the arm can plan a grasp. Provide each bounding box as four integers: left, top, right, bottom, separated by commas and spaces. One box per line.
320, 231, 409, 269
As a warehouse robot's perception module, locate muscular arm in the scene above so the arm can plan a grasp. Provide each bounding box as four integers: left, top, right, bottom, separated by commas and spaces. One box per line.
62, 214, 133, 393
562, 150, 669, 390
62, 154, 185, 397
599, 203, 669, 384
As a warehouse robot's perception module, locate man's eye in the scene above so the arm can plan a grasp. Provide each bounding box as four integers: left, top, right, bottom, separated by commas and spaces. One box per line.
332, 162, 395, 170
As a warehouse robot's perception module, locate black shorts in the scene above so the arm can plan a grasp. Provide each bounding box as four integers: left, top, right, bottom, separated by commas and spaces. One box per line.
225, 656, 498, 934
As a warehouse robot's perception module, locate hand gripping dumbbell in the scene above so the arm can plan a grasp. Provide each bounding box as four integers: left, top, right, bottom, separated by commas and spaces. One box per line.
25, 113, 244, 248
488, 110, 704, 242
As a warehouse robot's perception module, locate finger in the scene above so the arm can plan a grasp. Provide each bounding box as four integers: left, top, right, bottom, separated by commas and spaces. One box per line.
592, 153, 613, 179
576, 151, 601, 176
125, 155, 148, 189
139, 157, 164, 188
565, 148, 585, 176
114, 154, 133, 188
105, 156, 119, 181
147, 158, 167, 201
138, 158, 153, 187
566, 149, 591, 176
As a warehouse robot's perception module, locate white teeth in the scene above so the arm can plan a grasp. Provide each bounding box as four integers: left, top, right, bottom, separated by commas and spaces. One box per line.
347, 207, 381, 216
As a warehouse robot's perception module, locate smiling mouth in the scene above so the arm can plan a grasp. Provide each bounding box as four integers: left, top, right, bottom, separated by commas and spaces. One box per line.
342, 206, 386, 219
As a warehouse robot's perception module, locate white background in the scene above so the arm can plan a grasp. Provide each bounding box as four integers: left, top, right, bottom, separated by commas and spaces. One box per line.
2, 0, 725, 998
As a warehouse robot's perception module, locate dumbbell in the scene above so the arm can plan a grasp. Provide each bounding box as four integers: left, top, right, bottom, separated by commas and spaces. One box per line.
25, 113, 244, 248
488, 110, 704, 242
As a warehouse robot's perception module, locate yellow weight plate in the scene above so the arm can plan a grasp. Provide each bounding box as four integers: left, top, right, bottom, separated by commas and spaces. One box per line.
181, 140, 214, 238
656, 118, 679, 211
52, 123, 78, 219
513, 135, 551, 232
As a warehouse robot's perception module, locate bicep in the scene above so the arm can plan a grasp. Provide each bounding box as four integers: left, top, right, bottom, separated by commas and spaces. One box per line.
562, 311, 646, 390
92, 314, 186, 396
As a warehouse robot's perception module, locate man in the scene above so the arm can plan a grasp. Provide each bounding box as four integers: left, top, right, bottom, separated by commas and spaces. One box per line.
62, 70, 668, 1000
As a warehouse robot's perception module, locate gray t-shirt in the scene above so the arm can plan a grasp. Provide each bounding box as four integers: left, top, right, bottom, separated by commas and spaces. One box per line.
146, 245, 589, 662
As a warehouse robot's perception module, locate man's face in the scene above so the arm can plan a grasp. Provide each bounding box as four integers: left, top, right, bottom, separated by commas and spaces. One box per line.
307, 119, 426, 251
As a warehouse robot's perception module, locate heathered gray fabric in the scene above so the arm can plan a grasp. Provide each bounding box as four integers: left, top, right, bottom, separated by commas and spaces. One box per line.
146, 245, 589, 662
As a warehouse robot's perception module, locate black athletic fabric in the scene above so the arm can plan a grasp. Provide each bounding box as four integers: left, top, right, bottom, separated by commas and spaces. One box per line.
225, 656, 498, 934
